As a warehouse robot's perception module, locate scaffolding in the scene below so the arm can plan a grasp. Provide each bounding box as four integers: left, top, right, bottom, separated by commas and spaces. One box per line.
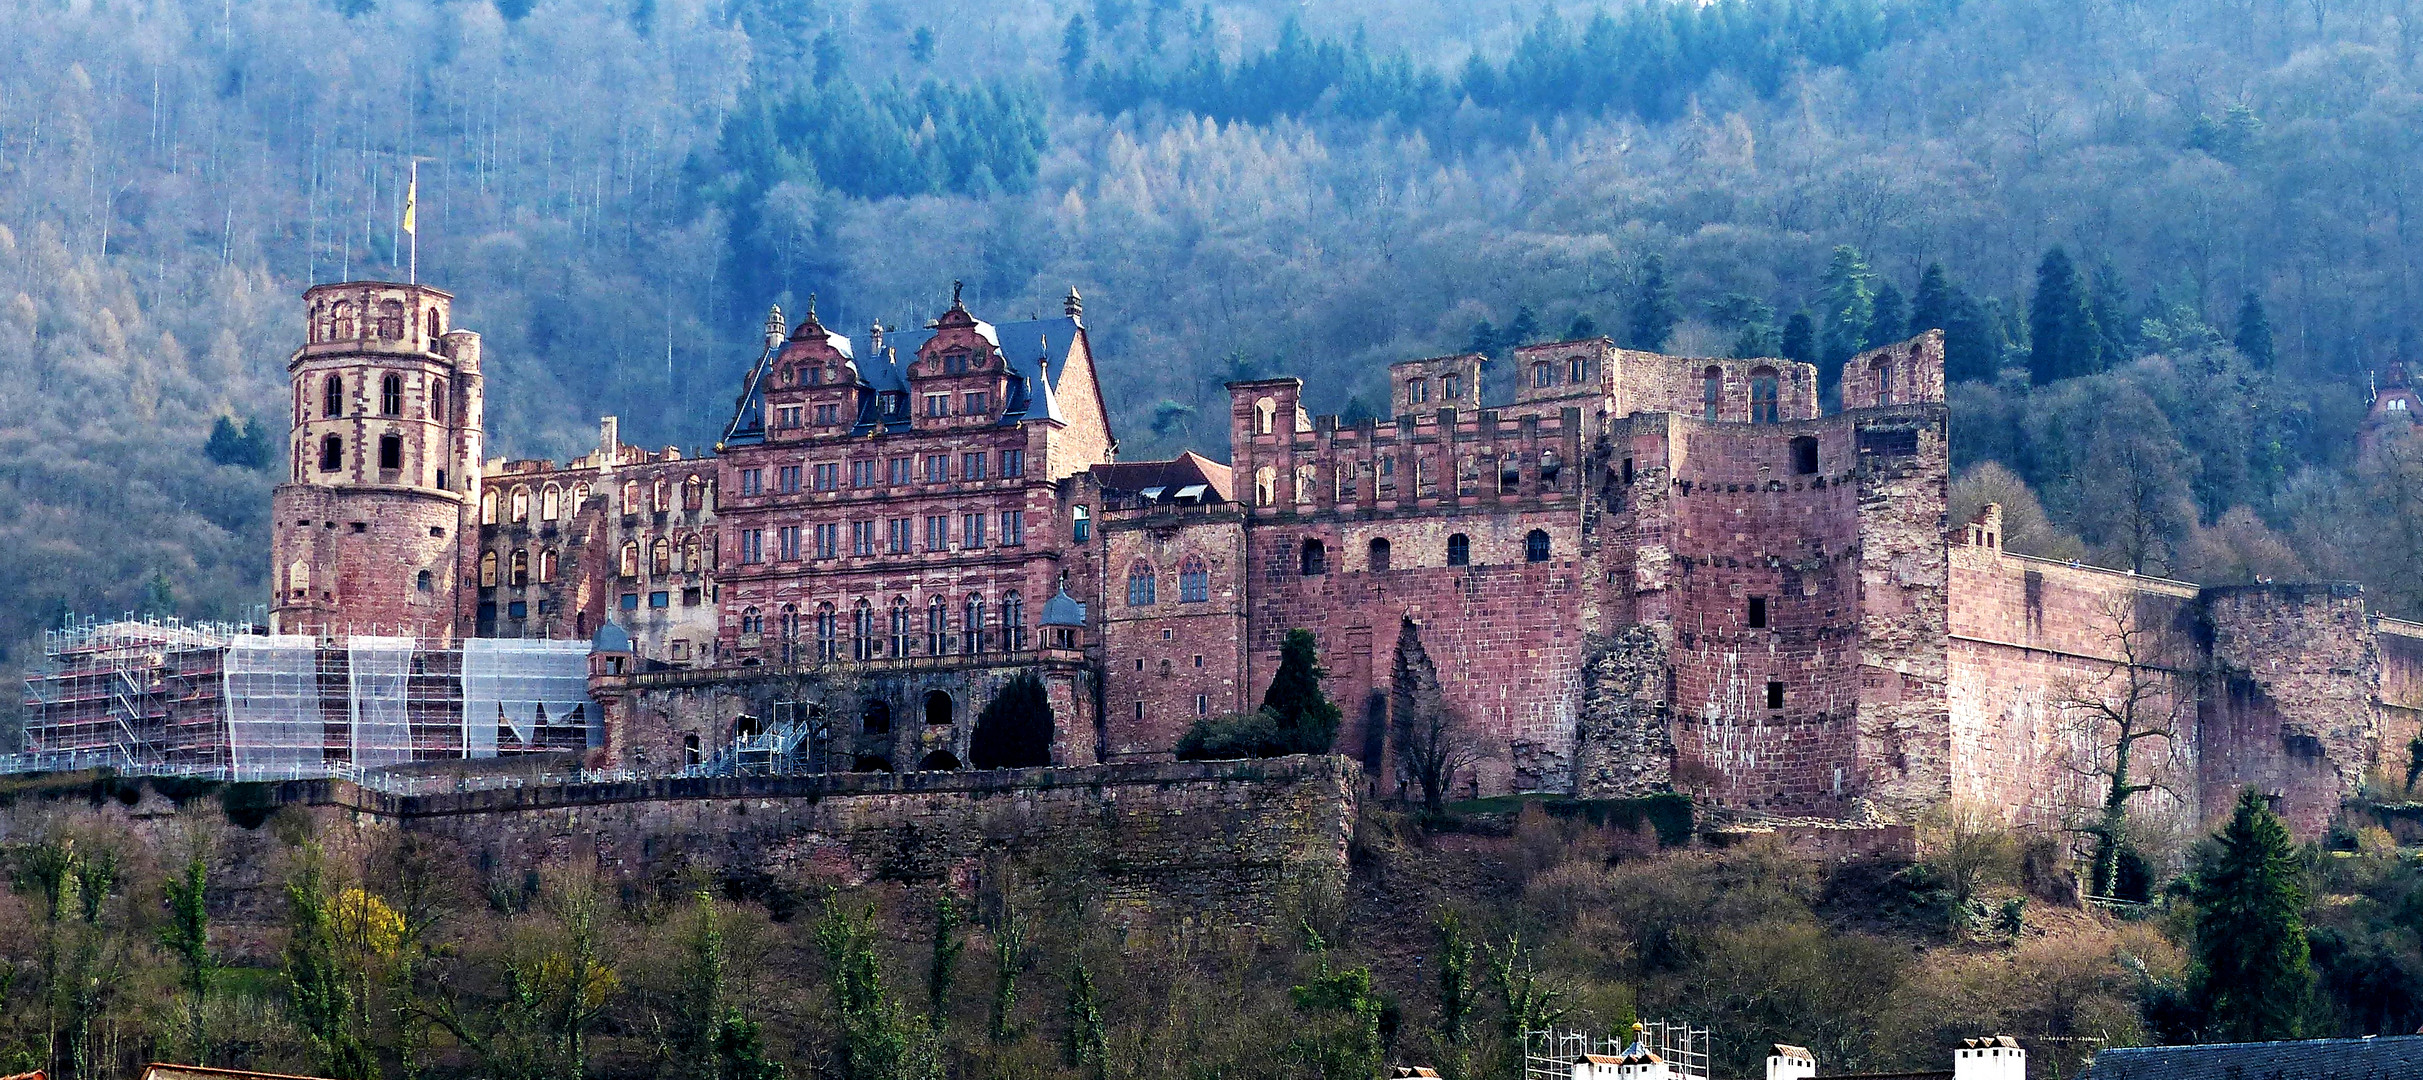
223, 635, 324, 778
347, 637, 417, 770
1524, 1021, 1710, 1080
461, 638, 593, 757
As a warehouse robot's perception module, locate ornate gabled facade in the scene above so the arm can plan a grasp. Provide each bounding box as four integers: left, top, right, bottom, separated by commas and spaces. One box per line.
254, 280, 2423, 845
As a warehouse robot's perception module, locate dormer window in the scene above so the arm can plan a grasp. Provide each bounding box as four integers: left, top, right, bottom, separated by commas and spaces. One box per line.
945, 352, 969, 375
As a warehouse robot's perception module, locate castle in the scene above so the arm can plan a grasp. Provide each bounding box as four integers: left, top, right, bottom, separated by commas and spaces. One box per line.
25, 279, 2422, 845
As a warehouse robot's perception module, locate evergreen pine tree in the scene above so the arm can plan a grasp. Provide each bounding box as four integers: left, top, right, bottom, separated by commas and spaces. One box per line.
1466, 320, 1499, 359
2090, 257, 2136, 366
1624, 254, 1679, 351
1566, 313, 1598, 340
2235, 290, 2276, 369
139, 570, 176, 618
1780, 308, 1817, 369
969, 671, 1053, 768
205, 416, 270, 469
1261, 628, 1341, 755
2028, 246, 2102, 383
1061, 15, 1091, 76
1819, 245, 1876, 369
1506, 305, 1541, 348
1911, 262, 1955, 335
2191, 788, 2312, 1042
1867, 278, 1906, 346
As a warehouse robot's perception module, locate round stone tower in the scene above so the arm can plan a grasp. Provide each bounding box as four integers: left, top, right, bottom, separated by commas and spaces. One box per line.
270, 281, 485, 640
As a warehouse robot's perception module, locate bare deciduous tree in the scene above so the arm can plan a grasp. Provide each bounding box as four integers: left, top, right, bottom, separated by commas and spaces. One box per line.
2053, 595, 2187, 899
1390, 616, 1485, 815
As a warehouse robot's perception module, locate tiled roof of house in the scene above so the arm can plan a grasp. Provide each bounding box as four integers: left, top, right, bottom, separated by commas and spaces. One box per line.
2088, 1035, 2423, 1080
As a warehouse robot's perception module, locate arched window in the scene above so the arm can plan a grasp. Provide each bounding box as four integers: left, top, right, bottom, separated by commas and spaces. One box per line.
1873, 358, 1895, 406
540, 485, 560, 521
427, 308, 442, 340
538, 549, 558, 583
1255, 467, 1276, 506
1367, 538, 1391, 573
478, 551, 498, 588
378, 434, 402, 471
927, 596, 947, 654
779, 603, 800, 641
416, 569, 432, 592
1447, 533, 1471, 567
431, 378, 447, 421
1702, 366, 1722, 421
683, 535, 702, 572
862, 700, 892, 735
507, 487, 528, 523
324, 374, 345, 418
288, 560, 310, 598
319, 434, 344, 472
1526, 530, 1551, 563
651, 538, 672, 576
890, 597, 911, 656
1179, 556, 1210, 602
1254, 397, 1276, 435
377, 299, 405, 339
1295, 464, 1316, 504
1300, 538, 1327, 576
964, 594, 986, 653
925, 690, 953, 726
379, 373, 403, 416
332, 301, 356, 340
1127, 562, 1157, 606
510, 550, 529, 586
741, 606, 764, 636
570, 483, 588, 511
653, 478, 668, 512
1004, 591, 1025, 650
683, 475, 704, 510
816, 603, 838, 660
852, 599, 875, 660
621, 481, 641, 513
1533, 361, 1553, 388
619, 541, 640, 578
1750, 367, 1780, 423
919, 749, 961, 771
480, 489, 497, 524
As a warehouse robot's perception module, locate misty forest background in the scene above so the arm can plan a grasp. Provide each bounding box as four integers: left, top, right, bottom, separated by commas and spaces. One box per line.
4, 0, 2423, 714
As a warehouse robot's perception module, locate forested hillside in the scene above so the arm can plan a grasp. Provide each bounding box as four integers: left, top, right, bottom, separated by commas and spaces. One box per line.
4, 0, 2422, 701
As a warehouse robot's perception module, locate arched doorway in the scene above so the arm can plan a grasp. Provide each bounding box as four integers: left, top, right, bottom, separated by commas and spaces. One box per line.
924, 690, 954, 727
862, 700, 893, 735
918, 749, 961, 771
851, 755, 893, 773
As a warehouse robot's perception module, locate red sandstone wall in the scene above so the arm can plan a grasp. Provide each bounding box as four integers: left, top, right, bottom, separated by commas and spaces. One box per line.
1099, 509, 1249, 760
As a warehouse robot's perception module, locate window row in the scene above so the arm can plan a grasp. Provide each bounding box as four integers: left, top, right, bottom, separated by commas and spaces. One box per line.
1527, 355, 1596, 389
1703, 365, 1786, 424
306, 372, 448, 423
735, 449, 1024, 496
739, 593, 1030, 660
476, 474, 715, 526
308, 298, 441, 344
618, 534, 714, 578
479, 548, 563, 588
1249, 449, 1563, 506
1306, 530, 1551, 579
737, 511, 1025, 564
314, 433, 412, 475
1125, 556, 1215, 606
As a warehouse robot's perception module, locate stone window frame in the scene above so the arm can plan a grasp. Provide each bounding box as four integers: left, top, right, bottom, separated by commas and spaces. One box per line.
1525, 529, 1550, 563
478, 551, 498, 588
619, 541, 641, 578
1447, 533, 1471, 567
1179, 556, 1211, 602
1127, 561, 1158, 607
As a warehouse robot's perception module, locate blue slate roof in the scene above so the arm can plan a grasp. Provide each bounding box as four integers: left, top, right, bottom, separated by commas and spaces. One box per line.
720, 310, 1084, 450
1038, 586, 1087, 627
2088, 1036, 2423, 1080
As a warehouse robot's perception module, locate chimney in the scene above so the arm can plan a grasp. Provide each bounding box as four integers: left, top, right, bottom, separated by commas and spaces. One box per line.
1766, 1045, 1816, 1080
598, 417, 620, 473
1952, 1037, 2024, 1080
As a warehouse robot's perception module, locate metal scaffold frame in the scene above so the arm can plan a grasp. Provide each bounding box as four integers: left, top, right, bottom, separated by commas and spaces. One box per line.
1523, 1020, 1711, 1080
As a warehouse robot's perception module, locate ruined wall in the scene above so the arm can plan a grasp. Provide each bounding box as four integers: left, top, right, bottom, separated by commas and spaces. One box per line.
1848, 404, 1953, 821
2376, 620, 2423, 772
2199, 585, 2384, 837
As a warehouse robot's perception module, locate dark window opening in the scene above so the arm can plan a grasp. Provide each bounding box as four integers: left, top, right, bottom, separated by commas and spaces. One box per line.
1621, 457, 1635, 485
1447, 533, 1470, 567
378, 434, 402, 470
416, 570, 432, 592
1368, 538, 1390, 572
925, 690, 953, 726
1300, 538, 1327, 576
1750, 369, 1781, 424
1525, 530, 1550, 562
1766, 681, 1785, 709
319, 435, 343, 472
863, 700, 892, 735
1749, 597, 1768, 628
919, 749, 961, 771
323, 374, 344, 418
683, 734, 702, 765
1791, 436, 1820, 475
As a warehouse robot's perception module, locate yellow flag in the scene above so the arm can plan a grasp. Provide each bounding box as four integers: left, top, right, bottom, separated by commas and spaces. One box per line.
402, 164, 417, 236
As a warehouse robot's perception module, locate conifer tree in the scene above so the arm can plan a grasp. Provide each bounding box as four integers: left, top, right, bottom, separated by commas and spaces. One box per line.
1060, 16, 1090, 76
1780, 308, 1817, 370
1624, 254, 1679, 351
1911, 262, 1955, 336
2028, 247, 2102, 383
1262, 628, 1341, 755
1566, 313, 1598, 340
2191, 788, 2312, 1042
2090, 257, 2136, 366
1867, 278, 1906, 346
1819, 245, 1876, 369
2235, 290, 2276, 369
1506, 305, 1541, 348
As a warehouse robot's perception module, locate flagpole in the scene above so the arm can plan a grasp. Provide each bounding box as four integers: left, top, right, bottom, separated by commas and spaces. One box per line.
405, 160, 419, 285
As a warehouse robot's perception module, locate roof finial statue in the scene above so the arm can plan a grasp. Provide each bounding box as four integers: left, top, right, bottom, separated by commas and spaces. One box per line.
951, 279, 964, 307
1064, 286, 1083, 318
869, 319, 884, 356
807, 292, 817, 319
763, 303, 785, 349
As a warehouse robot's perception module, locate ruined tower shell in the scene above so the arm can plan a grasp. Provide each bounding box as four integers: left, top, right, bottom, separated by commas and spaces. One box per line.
270, 282, 485, 640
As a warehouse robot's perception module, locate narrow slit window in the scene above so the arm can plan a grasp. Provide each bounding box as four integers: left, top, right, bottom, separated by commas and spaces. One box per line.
1748, 596, 1768, 628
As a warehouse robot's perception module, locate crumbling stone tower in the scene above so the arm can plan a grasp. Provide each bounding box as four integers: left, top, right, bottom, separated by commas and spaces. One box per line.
271, 282, 485, 639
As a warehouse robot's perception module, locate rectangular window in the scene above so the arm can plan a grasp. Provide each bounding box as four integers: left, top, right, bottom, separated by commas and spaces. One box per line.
1409, 377, 1428, 403
1748, 596, 1768, 628
925, 393, 949, 418
926, 515, 949, 551
815, 403, 840, 425
739, 469, 763, 496
507, 600, 528, 619
620, 593, 639, 611
962, 452, 986, 481
1792, 436, 1820, 475
887, 518, 912, 554
851, 520, 876, 556
924, 455, 948, 483
1196, 694, 1208, 716
1001, 449, 1025, 478
888, 456, 913, 485
1766, 681, 1785, 709
778, 525, 802, 561
815, 522, 838, 559
649, 591, 670, 608
814, 462, 838, 491
964, 391, 989, 415
739, 529, 764, 564
682, 587, 702, 606
1001, 510, 1024, 546
962, 512, 986, 548
777, 405, 803, 428
778, 465, 802, 494
851, 459, 876, 488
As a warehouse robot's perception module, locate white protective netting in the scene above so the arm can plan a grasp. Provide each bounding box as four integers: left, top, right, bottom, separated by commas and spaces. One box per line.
460, 638, 591, 756
346, 636, 416, 769
224, 635, 323, 779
